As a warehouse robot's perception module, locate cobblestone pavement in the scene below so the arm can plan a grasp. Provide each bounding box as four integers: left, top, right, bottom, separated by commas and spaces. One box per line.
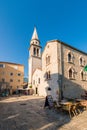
0, 95, 87, 130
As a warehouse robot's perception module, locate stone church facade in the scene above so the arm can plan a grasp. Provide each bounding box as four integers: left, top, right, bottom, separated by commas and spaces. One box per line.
28, 28, 87, 100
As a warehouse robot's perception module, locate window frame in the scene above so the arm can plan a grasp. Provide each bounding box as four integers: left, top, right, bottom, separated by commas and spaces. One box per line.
10, 79, 13, 82
0, 64, 5, 68
80, 70, 86, 81
67, 52, 74, 63
79, 57, 85, 67
68, 67, 75, 80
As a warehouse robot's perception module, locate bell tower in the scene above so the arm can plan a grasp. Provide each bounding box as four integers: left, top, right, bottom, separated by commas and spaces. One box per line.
28, 27, 42, 86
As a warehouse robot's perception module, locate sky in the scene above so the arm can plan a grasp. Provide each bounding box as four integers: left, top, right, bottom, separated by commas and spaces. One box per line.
0, 0, 87, 77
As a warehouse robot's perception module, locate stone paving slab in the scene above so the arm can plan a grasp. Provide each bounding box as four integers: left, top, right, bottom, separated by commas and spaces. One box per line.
0, 95, 87, 130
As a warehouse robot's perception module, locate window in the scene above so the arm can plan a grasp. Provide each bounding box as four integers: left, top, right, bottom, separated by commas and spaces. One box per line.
0, 64, 5, 68
37, 48, 39, 57
46, 71, 51, 80
81, 71, 84, 80
79, 57, 85, 66
80, 58, 82, 66
18, 80, 20, 82
2, 78, 5, 82
10, 79, 13, 82
47, 45, 49, 48
10, 73, 13, 76
18, 73, 21, 76
33, 47, 36, 56
67, 52, 74, 63
80, 70, 86, 81
68, 68, 75, 79
68, 53, 71, 62
46, 55, 50, 65
69, 68, 72, 78
38, 78, 40, 84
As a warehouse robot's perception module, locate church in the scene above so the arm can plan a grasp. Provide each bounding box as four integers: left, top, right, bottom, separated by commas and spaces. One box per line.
28, 27, 87, 101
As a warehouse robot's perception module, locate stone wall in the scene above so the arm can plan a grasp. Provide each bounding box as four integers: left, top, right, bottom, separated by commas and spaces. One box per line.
60, 43, 87, 98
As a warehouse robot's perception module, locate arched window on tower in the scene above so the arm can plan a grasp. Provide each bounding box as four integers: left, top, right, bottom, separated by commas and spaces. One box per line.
37, 48, 39, 57
33, 47, 36, 56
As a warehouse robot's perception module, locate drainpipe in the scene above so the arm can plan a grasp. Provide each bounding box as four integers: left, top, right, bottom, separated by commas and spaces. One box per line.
57, 42, 63, 100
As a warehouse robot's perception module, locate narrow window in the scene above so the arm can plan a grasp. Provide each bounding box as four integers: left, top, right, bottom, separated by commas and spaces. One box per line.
10, 73, 13, 76
80, 58, 82, 66
18, 73, 21, 76
81, 71, 83, 80
68, 53, 71, 62
37, 48, 39, 57
69, 69, 72, 78
18, 80, 20, 82
2, 78, 5, 82
46, 71, 51, 79
10, 79, 13, 82
33, 48, 36, 56
79, 57, 85, 66
69, 68, 75, 79
81, 71, 86, 81
38, 78, 40, 84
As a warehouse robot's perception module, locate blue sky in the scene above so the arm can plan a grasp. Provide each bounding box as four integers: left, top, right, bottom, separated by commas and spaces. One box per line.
0, 0, 87, 77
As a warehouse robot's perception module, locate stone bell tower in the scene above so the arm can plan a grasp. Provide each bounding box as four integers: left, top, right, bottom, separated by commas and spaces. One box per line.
28, 27, 42, 86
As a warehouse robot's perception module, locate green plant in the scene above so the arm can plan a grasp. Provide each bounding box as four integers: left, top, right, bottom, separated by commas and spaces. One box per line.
29, 85, 32, 88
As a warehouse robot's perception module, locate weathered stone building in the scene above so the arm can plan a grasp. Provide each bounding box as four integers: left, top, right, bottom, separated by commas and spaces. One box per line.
28, 28, 87, 100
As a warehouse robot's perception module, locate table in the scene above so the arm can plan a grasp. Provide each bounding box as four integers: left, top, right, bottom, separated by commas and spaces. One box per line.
60, 101, 80, 118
